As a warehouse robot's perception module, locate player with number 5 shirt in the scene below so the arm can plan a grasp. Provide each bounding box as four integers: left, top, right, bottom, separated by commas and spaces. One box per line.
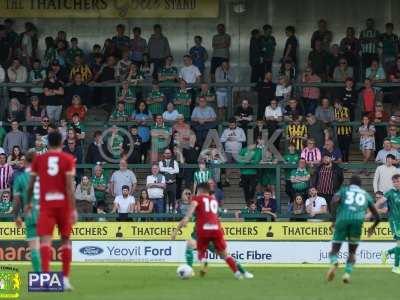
26, 131, 77, 291
172, 182, 253, 279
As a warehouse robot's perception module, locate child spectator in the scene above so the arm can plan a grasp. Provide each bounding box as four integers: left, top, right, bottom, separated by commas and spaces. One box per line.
286, 115, 308, 151
275, 75, 292, 107
29, 59, 46, 97
340, 77, 357, 121
0, 191, 12, 214
110, 102, 129, 122
68, 113, 86, 144
193, 160, 212, 193
334, 99, 352, 162
189, 35, 208, 75
360, 78, 380, 114
359, 114, 376, 170
66, 95, 87, 121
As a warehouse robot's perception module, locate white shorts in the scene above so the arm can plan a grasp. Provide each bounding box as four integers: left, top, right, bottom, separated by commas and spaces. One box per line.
216, 90, 228, 108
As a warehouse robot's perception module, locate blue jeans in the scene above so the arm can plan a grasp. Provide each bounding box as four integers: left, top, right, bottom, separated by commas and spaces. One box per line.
152, 198, 165, 213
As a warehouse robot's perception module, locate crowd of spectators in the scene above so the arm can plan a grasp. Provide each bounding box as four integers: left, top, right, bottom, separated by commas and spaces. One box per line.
0, 18, 399, 221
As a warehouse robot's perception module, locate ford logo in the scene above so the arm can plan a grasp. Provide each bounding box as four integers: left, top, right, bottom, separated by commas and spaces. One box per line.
79, 246, 103, 256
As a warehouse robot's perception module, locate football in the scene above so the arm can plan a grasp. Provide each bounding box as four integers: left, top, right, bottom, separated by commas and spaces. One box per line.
176, 264, 194, 279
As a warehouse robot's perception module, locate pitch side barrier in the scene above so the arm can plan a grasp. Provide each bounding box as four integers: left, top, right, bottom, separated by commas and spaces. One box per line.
0, 221, 395, 264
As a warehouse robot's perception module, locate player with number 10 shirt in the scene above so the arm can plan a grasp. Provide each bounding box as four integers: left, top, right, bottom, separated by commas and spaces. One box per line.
172, 182, 253, 279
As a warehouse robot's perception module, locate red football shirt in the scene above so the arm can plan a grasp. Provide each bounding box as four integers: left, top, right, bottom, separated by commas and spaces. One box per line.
31, 150, 76, 210
193, 194, 221, 233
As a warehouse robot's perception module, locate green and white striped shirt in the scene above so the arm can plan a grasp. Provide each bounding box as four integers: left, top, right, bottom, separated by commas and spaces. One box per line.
194, 169, 212, 184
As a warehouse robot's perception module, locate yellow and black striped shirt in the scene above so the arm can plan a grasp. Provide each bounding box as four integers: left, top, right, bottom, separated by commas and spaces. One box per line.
70, 65, 93, 82
334, 107, 352, 136
286, 124, 308, 150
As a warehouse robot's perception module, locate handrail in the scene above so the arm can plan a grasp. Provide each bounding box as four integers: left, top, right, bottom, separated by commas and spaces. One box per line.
2, 81, 400, 88
75, 162, 379, 170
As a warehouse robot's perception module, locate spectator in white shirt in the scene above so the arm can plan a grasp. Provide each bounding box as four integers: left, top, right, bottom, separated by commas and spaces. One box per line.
373, 154, 400, 193
215, 59, 235, 120
305, 187, 328, 217
112, 185, 135, 221
220, 118, 246, 185
146, 164, 166, 213
179, 55, 201, 85
264, 99, 283, 121
7, 58, 28, 105
179, 54, 201, 111
162, 102, 179, 122
0, 64, 5, 83
275, 75, 292, 108
375, 139, 400, 164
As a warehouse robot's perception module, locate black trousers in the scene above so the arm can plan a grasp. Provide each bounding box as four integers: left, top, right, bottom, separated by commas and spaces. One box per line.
165, 182, 177, 212
241, 174, 257, 203
337, 134, 352, 162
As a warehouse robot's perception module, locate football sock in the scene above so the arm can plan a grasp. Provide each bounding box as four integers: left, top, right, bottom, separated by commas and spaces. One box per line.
185, 248, 194, 267
236, 261, 246, 274
225, 256, 238, 273
388, 247, 396, 255
61, 245, 72, 277
329, 254, 338, 265
40, 244, 51, 272
395, 247, 400, 267
345, 262, 354, 274
31, 248, 41, 272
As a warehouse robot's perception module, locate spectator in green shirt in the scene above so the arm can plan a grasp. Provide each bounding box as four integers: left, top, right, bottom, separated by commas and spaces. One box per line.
91, 164, 108, 210
150, 114, 171, 162
158, 55, 178, 104
290, 158, 310, 201
146, 81, 165, 115
193, 160, 212, 192
108, 125, 124, 159
283, 143, 300, 199
110, 101, 129, 122
381, 23, 399, 71
235, 201, 260, 221
0, 191, 12, 214
174, 80, 192, 120
117, 80, 136, 116
66, 37, 84, 67
238, 144, 262, 203
0, 126, 6, 147
69, 113, 86, 146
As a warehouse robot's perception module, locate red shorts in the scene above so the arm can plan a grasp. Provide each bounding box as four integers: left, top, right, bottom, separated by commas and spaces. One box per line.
196, 229, 227, 261
37, 207, 72, 238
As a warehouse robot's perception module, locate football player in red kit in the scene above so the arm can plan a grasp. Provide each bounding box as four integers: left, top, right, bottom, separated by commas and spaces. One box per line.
26, 131, 77, 290
172, 182, 253, 279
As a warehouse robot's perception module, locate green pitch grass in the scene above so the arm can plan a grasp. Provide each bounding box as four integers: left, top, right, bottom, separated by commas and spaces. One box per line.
15, 264, 398, 300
